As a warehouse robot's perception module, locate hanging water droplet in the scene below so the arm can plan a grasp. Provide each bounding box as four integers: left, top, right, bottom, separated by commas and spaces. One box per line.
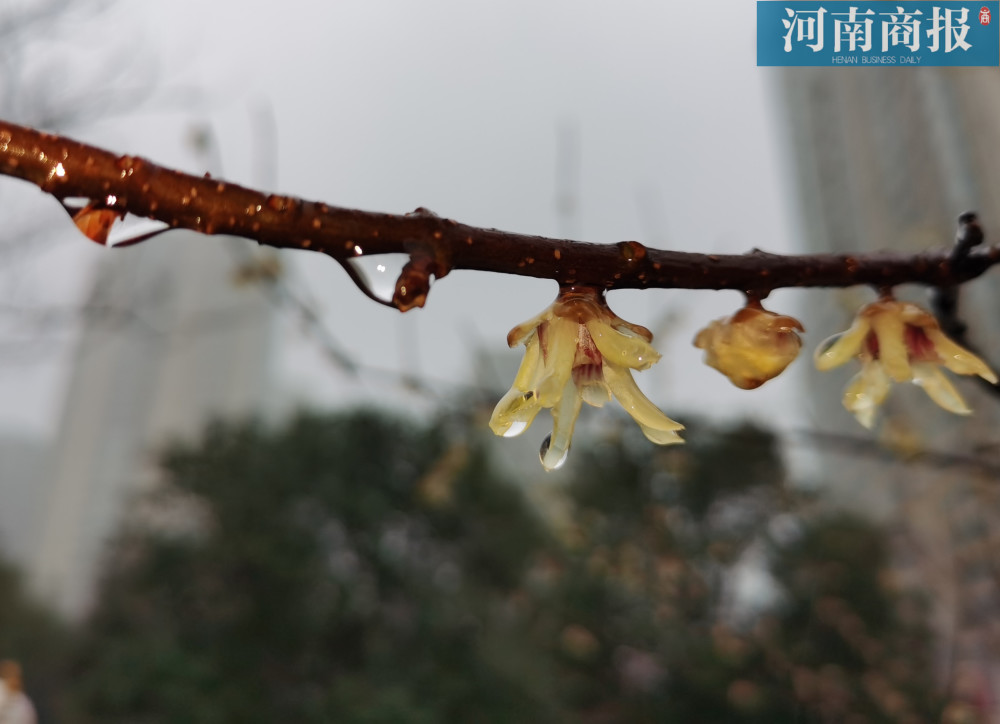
60, 197, 92, 211
106, 216, 171, 247
346, 253, 410, 303
502, 420, 529, 438
539, 433, 569, 471
71, 206, 120, 245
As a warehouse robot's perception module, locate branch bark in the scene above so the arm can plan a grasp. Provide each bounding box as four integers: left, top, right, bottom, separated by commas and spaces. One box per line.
2, 119, 999, 310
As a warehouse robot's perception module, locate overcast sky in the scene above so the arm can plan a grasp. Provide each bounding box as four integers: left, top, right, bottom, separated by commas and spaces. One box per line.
0, 1, 808, 443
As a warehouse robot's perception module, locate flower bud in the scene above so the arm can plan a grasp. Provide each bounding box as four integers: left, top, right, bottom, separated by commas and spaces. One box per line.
694, 303, 803, 390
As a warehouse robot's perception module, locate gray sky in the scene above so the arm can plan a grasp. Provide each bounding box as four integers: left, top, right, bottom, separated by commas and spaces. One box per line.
0, 1, 807, 440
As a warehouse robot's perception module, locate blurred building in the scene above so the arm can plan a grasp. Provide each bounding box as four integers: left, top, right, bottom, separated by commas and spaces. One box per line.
31, 234, 277, 617
0, 436, 46, 569
778, 67, 1000, 718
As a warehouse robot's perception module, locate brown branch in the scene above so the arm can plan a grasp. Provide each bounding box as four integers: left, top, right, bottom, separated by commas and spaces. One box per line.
2, 119, 1000, 311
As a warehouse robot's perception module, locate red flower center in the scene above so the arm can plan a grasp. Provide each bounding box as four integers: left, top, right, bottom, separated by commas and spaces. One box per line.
537, 320, 605, 385
864, 325, 939, 363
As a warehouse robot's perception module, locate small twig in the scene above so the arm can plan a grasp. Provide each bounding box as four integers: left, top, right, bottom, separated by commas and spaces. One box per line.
796, 428, 1000, 479
929, 213, 1000, 399
2, 120, 1000, 311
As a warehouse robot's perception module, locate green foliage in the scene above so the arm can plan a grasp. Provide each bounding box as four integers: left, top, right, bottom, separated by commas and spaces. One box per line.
534, 420, 943, 723
56, 409, 944, 723
0, 553, 73, 721
70, 411, 555, 723
765, 513, 942, 722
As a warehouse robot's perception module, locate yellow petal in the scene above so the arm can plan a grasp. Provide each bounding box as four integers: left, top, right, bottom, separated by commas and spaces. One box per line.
869, 310, 911, 382
611, 319, 654, 342
922, 328, 999, 383
507, 308, 551, 348
580, 381, 612, 408
489, 333, 547, 438
911, 362, 971, 416
489, 387, 543, 438
511, 332, 542, 390
814, 316, 871, 371
542, 378, 583, 471
536, 318, 579, 406
585, 318, 661, 371
638, 425, 685, 445
842, 360, 891, 430
602, 363, 684, 444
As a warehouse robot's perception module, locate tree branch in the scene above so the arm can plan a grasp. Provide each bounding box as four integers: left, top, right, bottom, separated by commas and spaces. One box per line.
2, 119, 999, 311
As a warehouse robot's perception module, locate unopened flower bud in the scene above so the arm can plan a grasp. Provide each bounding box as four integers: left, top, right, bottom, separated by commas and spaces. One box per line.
694, 302, 803, 390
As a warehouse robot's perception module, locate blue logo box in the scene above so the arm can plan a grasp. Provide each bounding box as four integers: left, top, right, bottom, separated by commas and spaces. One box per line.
758, 1, 1000, 66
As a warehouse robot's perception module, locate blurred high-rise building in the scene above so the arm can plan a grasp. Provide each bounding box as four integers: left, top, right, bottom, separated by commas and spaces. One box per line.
778, 67, 1000, 717
31, 235, 277, 617
0, 436, 47, 569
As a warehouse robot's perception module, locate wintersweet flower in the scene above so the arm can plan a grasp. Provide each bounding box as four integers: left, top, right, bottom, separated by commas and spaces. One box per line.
694, 301, 804, 390
490, 287, 683, 471
814, 298, 998, 428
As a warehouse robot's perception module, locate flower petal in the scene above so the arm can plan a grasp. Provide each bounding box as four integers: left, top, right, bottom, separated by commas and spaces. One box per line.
611, 319, 654, 342
814, 316, 871, 371
922, 328, 999, 383
535, 318, 578, 406
603, 363, 684, 444
507, 309, 550, 348
579, 381, 612, 408
542, 378, 583, 471
489, 387, 543, 437
842, 359, 891, 429
869, 311, 911, 382
511, 332, 542, 390
489, 332, 547, 438
911, 362, 971, 416
585, 318, 661, 370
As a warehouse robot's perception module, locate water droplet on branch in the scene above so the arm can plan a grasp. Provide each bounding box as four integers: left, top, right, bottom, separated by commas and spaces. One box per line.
72, 206, 121, 245
345, 253, 410, 303
60, 199, 170, 248
106, 217, 171, 248
617, 240, 647, 263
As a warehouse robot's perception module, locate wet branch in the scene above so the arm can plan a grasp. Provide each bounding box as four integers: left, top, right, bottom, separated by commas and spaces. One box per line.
2, 119, 1000, 311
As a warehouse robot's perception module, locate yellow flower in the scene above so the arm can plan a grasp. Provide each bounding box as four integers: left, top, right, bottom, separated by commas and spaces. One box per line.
694, 302, 804, 389
490, 288, 683, 470
814, 298, 997, 428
